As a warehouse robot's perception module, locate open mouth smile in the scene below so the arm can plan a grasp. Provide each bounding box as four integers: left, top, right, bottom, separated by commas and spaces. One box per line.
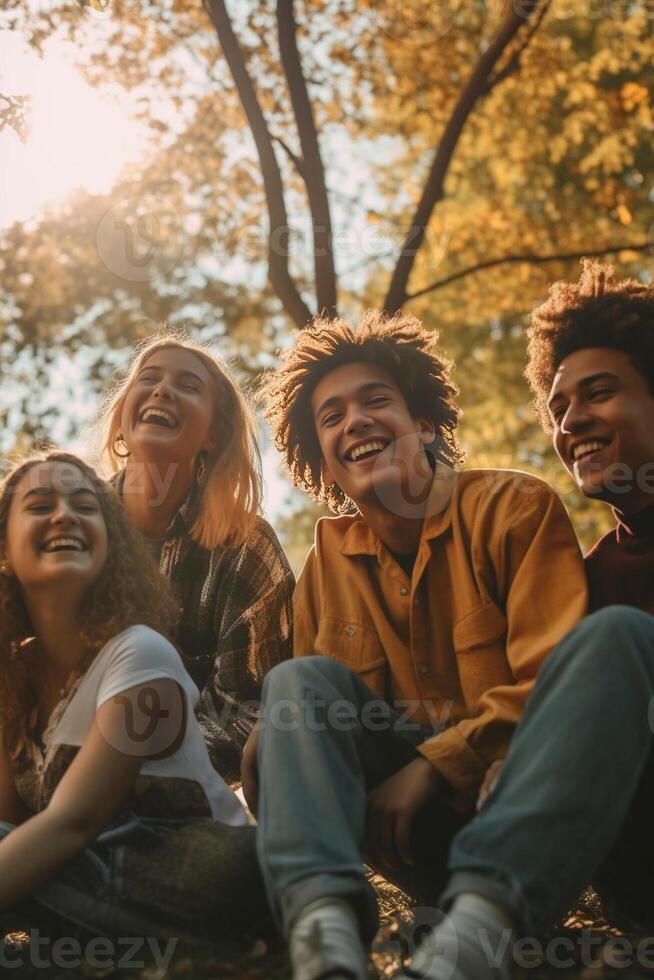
139, 407, 178, 429
344, 439, 390, 463
41, 537, 88, 553
571, 438, 612, 464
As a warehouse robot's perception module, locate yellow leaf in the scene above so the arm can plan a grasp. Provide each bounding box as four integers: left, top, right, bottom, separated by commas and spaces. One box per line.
615, 204, 632, 225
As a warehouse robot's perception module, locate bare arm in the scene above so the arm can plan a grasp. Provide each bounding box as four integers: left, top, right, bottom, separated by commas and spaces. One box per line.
0, 677, 184, 910
0, 739, 28, 826
240, 719, 261, 814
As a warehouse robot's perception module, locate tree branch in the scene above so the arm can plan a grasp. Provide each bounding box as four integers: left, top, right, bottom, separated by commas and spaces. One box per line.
483, 0, 551, 94
273, 134, 305, 180
383, 0, 545, 314
406, 241, 652, 301
202, 0, 313, 329
277, 0, 337, 316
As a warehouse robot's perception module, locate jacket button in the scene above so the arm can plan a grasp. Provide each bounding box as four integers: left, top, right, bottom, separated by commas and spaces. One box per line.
400, 587, 409, 596
344, 626, 355, 636
418, 665, 428, 676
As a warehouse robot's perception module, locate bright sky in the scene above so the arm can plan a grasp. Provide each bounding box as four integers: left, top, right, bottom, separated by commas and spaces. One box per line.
0, 31, 298, 519
0, 20, 402, 533
0, 32, 145, 229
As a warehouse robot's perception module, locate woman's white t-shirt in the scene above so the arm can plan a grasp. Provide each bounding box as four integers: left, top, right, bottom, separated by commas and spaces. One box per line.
49, 625, 247, 827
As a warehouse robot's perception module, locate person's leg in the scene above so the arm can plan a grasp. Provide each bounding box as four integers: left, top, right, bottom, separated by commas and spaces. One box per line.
400, 606, 654, 980
256, 655, 430, 945
444, 606, 654, 931
591, 739, 654, 932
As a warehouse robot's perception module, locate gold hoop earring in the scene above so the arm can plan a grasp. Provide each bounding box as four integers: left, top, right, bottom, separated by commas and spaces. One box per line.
114, 435, 130, 459
196, 459, 207, 488
10, 636, 36, 660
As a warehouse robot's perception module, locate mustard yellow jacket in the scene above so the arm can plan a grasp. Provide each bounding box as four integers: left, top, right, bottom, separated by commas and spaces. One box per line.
293, 466, 588, 809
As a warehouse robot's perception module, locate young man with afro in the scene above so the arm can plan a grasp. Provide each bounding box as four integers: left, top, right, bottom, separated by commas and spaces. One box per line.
242, 310, 588, 980
391, 260, 654, 980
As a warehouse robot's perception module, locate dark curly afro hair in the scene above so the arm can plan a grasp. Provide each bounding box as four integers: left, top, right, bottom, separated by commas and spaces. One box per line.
526, 258, 654, 432
260, 310, 463, 513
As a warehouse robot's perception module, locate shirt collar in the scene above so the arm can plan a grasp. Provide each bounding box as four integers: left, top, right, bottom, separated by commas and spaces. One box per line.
110, 469, 199, 540
614, 502, 654, 544
340, 463, 458, 557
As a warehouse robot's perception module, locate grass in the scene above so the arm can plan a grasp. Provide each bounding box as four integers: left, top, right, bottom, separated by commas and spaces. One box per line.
3, 879, 653, 979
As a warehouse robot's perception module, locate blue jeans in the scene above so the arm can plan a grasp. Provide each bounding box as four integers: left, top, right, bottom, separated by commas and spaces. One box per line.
0, 813, 265, 940
256, 656, 468, 940
444, 606, 654, 935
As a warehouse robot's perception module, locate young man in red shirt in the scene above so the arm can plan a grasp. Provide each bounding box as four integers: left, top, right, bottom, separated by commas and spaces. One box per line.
399, 260, 654, 980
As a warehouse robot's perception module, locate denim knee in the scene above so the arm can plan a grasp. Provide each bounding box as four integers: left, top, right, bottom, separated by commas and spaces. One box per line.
584, 604, 654, 637
262, 655, 355, 705
539, 604, 654, 684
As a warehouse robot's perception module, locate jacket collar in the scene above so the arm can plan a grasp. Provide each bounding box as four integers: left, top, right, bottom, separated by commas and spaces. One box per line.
340, 463, 459, 557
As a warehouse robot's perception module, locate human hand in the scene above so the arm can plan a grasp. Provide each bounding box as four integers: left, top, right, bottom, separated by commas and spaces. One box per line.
477, 759, 505, 811
240, 720, 262, 816
365, 757, 441, 870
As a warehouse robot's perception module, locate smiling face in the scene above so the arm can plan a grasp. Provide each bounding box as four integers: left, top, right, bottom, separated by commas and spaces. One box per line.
548, 347, 654, 512
311, 361, 435, 514
120, 346, 218, 464
4, 461, 108, 597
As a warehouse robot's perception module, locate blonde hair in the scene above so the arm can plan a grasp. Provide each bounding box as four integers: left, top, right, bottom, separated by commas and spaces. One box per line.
98, 332, 262, 549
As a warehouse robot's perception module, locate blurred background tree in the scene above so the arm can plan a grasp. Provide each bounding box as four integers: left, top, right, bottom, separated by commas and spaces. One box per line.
1, 0, 653, 572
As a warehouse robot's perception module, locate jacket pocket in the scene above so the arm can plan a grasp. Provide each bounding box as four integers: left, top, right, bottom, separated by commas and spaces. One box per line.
452, 602, 513, 714
314, 616, 387, 698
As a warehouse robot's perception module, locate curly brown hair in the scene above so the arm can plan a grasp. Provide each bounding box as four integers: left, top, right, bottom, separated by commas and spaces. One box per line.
261, 310, 463, 513
0, 451, 180, 756
526, 259, 654, 431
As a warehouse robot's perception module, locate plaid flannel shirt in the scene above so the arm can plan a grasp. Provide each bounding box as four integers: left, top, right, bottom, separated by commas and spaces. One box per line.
115, 477, 294, 782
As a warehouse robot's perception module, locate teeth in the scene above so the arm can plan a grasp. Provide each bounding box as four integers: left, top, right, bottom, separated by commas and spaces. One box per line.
43, 538, 85, 552
573, 440, 608, 462
141, 408, 176, 427
349, 440, 387, 462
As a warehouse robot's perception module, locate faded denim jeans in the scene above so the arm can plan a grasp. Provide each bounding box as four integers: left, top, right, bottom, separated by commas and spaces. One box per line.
0, 812, 265, 941
256, 656, 468, 940
444, 606, 654, 935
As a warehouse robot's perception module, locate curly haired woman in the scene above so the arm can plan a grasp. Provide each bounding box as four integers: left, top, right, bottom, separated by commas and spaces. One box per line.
0, 452, 266, 940
98, 334, 294, 782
